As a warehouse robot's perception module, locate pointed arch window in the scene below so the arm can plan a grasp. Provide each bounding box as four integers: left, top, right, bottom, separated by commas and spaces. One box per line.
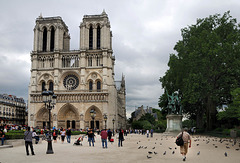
50, 27, 55, 52
49, 81, 54, 91
97, 25, 101, 49
42, 27, 47, 52
42, 82, 46, 91
97, 81, 101, 92
89, 81, 93, 92
89, 26, 93, 50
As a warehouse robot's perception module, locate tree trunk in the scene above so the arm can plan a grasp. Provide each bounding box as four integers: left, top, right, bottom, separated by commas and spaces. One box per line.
196, 107, 204, 129
206, 96, 217, 130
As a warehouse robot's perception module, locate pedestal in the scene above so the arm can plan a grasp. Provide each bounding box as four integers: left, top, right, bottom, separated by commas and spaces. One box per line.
165, 114, 183, 133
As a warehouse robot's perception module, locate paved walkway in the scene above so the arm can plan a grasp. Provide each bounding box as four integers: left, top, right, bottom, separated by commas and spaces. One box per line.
0, 133, 239, 163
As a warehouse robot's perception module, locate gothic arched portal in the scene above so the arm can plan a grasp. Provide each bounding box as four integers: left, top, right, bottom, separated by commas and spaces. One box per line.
36, 106, 52, 129
57, 103, 80, 129
84, 105, 103, 130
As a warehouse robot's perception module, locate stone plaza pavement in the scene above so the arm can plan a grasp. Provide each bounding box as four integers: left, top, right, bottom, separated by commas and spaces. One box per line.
0, 133, 240, 163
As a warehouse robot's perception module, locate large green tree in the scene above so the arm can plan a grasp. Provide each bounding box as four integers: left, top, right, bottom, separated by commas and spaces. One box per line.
159, 11, 240, 130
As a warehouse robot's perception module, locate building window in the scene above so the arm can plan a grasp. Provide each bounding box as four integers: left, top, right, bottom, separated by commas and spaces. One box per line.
42, 27, 47, 52
96, 56, 100, 66
89, 26, 93, 50
88, 56, 92, 67
89, 81, 93, 91
97, 81, 101, 91
50, 27, 55, 52
97, 25, 101, 49
42, 82, 46, 91
49, 81, 53, 91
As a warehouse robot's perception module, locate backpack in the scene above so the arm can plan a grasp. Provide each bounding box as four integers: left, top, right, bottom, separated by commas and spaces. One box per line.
175, 132, 184, 146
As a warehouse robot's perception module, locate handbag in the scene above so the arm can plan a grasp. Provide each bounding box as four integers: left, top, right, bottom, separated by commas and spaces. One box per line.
175, 132, 184, 146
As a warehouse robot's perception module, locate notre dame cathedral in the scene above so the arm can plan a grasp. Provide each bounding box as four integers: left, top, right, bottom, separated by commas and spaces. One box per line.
28, 11, 126, 130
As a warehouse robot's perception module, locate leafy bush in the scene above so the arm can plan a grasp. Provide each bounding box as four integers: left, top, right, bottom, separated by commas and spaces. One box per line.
5, 132, 24, 139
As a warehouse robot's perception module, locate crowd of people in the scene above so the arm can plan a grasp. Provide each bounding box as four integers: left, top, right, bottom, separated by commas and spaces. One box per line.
1, 125, 192, 161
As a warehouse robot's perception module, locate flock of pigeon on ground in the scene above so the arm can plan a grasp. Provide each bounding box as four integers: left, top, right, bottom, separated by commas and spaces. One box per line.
133, 135, 240, 159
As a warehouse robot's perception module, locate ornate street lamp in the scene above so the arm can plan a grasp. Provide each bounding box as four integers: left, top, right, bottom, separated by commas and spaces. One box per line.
42, 90, 57, 154
112, 118, 115, 136
90, 109, 96, 130
103, 114, 107, 129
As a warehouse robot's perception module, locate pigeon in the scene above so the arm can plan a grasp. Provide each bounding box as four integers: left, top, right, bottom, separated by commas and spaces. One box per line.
154, 151, 158, 155
215, 146, 218, 148
197, 144, 199, 146
147, 155, 152, 159
148, 151, 153, 154
138, 146, 142, 149
172, 151, 175, 154
163, 151, 166, 155
175, 147, 177, 149
160, 143, 162, 145
169, 147, 172, 150
235, 148, 239, 151
152, 147, 155, 149
137, 142, 138, 144
226, 146, 230, 149
197, 151, 200, 155
224, 152, 227, 157
144, 146, 147, 149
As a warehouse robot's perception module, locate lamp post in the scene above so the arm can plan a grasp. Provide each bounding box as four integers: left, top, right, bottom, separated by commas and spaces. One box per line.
42, 90, 57, 154
112, 119, 115, 136
90, 109, 96, 130
103, 114, 107, 129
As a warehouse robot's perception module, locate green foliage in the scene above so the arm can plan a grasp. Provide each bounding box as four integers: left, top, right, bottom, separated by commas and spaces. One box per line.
159, 11, 240, 130
5, 132, 24, 139
138, 113, 156, 125
182, 119, 196, 128
217, 88, 240, 121
71, 131, 87, 135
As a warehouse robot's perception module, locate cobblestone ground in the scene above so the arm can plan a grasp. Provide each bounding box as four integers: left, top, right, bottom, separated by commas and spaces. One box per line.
0, 133, 240, 163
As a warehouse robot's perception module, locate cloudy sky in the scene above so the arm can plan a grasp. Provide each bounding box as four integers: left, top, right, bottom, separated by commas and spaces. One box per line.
1, 0, 240, 118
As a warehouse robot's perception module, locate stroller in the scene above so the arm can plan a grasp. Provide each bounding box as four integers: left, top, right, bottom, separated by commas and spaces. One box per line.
73, 135, 84, 146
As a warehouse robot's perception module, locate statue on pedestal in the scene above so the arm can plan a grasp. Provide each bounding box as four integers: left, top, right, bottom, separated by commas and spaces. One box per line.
166, 90, 182, 115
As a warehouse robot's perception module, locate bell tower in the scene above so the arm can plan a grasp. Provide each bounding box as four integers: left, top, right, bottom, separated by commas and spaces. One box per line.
79, 10, 112, 50
33, 15, 70, 52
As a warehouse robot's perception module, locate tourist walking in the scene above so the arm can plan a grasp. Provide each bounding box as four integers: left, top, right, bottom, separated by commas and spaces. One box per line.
118, 129, 124, 147
87, 128, 95, 147
60, 128, 66, 143
100, 129, 108, 148
176, 128, 191, 161
150, 129, 153, 137
146, 129, 149, 138
107, 129, 112, 142
53, 129, 58, 143
0, 130, 5, 145
24, 127, 35, 156
66, 128, 72, 143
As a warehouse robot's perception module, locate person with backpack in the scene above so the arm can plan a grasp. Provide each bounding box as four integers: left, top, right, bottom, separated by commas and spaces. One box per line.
176, 128, 191, 161
24, 127, 35, 156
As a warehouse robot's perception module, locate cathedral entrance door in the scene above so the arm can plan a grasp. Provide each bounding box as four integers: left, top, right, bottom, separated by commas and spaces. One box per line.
67, 120, 70, 128
72, 120, 76, 129
90, 120, 94, 129
43, 122, 46, 128
96, 121, 99, 129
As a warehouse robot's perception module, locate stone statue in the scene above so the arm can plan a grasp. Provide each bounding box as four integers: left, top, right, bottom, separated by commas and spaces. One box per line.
166, 90, 182, 115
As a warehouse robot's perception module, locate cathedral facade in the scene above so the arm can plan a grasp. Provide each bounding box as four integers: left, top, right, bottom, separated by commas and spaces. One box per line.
28, 11, 126, 130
